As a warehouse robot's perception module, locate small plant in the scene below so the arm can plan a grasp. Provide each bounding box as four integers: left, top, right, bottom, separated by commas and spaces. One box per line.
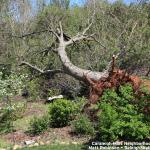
9, 102, 27, 121
29, 115, 49, 135
49, 99, 77, 127
0, 107, 13, 134
0, 102, 27, 134
74, 96, 87, 113
71, 114, 95, 135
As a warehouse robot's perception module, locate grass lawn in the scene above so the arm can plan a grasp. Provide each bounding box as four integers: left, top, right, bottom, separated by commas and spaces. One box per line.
13, 102, 49, 131
0, 139, 12, 148
22, 144, 84, 150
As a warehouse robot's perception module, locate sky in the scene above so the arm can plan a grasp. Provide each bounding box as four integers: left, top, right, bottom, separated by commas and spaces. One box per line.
30, 0, 139, 12
70, 0, 138, 5
31, 0, 139, 7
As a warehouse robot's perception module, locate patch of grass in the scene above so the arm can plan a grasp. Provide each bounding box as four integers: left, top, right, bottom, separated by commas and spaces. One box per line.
0, 138, 12, 148
13, 115, 33, 131
22, 144, 83, 150
28, 102, 49, 115
14, 102, 49, 131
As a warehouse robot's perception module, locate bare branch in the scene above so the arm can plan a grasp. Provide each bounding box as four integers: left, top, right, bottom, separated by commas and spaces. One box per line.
47, 26, 60, 40
65, 13, 95, 46
127, 21, 138, 44
5, 28, 59, 39
59, 21, 63, 38
89, 36, 108, 50
3, 30, 48, 38
19, 61, 63, 75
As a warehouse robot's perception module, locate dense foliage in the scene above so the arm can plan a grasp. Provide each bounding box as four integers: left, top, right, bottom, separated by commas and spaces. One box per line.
48, 99, 77, 127
71, 114, 95, 135
97, 103, 149, 141
29, 115, 49, 135
0, 72, 26, 100
0, 102, 26, 134
97, 84, 150, 141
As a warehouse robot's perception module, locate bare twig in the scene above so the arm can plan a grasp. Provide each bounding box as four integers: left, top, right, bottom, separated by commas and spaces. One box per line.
20, 61, 63, 75
3, 30, 48, 38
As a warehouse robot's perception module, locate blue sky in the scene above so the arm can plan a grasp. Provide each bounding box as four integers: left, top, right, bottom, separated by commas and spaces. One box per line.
30, 0, 138, 10
31, 0, 138, 6
70, 0, 137, 5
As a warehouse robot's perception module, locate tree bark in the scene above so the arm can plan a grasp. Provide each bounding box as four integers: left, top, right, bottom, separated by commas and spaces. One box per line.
57, 44, 109, 81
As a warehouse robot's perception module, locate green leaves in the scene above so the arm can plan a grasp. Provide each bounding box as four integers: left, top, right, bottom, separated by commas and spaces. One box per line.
97, 83, 150, 142
48, 99, 77, 127
0, 72, 27, 99
71, 114, 95, 135
29, 115, 49, 135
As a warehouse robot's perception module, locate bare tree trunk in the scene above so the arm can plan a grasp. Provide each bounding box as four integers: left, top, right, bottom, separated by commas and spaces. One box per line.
57, 44, 109, 81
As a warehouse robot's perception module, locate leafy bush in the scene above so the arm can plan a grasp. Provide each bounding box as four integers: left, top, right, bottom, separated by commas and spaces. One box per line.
97, 103, 120, 141
97, 102, 150, 141
49, 99, 77, 127
101, 89, 121, 106
101, 84, 134, 106
0, 102, 27, 134
74, 97, 87, 113
29, 115, 49, 135
0, 108, 13, 134
0, 72, 26, 100
9, 102, 27, 121
118, 105, 149, 140
71, 114, 95, 135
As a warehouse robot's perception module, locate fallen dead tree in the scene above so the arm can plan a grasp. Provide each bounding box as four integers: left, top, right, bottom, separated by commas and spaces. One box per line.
18, 15, 149, 114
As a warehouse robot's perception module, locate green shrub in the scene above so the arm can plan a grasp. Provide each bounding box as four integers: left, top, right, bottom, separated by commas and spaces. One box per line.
119, 84, 134, 101
9, 102, 27, 121
118, 105, 149, 140
71, 114, 95, 135
29, 115, 49, 135
97, 103, 150, 141
97, 103, 120, 141
49, 99, 77, 127
101, 89, 121, 106
0, 102, 27, 134
0, 108, 13, 134
101, 84, 135, 107
74, 97, 87, 113
0, 72, 26, 100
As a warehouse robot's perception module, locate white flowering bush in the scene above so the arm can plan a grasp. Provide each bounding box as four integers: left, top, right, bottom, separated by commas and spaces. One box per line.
0, 72, 27, 100
0, 72, 27, 134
